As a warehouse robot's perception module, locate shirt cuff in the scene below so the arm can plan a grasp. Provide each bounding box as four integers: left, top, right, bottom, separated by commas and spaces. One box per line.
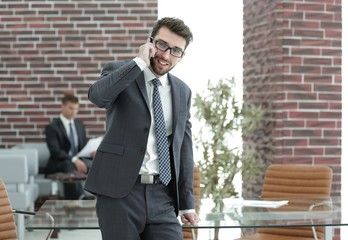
179, 209, 195, 216
133, 57, 147, 71
71, 156, 78, 163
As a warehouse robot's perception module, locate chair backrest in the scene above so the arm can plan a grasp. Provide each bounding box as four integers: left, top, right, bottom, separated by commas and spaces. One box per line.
0, 178, 18, 240
12, 143, 50, 173
261, 164, 332, 199
193, 167, 201, 212
257, 164, 333, 239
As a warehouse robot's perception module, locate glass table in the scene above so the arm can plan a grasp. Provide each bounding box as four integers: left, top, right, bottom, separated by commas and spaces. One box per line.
26, 197, 345, 240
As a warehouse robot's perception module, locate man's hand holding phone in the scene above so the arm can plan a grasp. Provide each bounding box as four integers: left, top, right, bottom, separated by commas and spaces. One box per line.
137, 37, 156, 67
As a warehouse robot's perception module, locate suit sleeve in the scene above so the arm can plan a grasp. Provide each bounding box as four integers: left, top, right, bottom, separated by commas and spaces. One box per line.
88, 61, 143, 109
76, 121, 88, 150
178, 88, 195, 210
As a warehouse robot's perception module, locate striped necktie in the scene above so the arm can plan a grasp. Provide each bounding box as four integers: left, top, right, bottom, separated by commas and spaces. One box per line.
69, 122, 77, 156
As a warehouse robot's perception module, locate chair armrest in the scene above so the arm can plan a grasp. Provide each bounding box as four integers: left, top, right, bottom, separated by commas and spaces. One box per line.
309, 198, 333, 211
13, 209, 54, 240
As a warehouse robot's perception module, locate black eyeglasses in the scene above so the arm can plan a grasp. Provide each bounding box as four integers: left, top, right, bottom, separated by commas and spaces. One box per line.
150, 37, 185, 58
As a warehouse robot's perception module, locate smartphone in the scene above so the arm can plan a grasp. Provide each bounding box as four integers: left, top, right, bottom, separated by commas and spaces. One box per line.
149, 37, 154, 60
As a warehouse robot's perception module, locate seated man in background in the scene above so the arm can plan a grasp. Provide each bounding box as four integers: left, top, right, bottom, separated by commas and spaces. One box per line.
45, 94, 94, 199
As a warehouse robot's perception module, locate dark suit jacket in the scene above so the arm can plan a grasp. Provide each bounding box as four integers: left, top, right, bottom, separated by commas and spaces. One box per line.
84, 60, 195, 215
45, 118, 88, 173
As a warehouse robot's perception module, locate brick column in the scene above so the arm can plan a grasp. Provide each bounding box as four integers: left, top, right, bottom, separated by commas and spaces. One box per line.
242, 0, 342, 198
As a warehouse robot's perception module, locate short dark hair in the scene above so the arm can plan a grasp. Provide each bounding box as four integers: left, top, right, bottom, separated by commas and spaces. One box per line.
151, 17, 193, 49
62, 94, 79, 105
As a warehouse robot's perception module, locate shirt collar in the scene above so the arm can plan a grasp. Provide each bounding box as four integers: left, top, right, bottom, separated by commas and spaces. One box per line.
60, 114, 74, 126
143, 67, 169, 88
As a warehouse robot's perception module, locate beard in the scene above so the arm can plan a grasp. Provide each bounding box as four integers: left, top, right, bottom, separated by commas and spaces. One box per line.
150, 56, 175, 76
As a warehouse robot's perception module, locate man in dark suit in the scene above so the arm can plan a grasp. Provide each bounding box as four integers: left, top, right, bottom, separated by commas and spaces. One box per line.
46, 94, 93, 200
85, 17, 199, 239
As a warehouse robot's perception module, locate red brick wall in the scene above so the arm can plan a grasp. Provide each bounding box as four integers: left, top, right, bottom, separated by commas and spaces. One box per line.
0, 0, 158, 148
243, 0, 342, 196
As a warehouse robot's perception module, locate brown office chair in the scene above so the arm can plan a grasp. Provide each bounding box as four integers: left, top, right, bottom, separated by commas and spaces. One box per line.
182, 166, 200, 240
236, 164, 333, 240
0, 178, 54, 240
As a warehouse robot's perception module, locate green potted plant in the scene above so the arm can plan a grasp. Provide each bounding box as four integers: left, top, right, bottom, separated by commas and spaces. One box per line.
193, 77, 265, 240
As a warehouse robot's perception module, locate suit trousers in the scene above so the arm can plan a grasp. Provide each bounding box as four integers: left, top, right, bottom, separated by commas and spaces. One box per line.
96, 182, 183, 240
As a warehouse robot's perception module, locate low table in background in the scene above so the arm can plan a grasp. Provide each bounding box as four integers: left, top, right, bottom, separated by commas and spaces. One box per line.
46, 171, 87, 196
46, 171, 87, 182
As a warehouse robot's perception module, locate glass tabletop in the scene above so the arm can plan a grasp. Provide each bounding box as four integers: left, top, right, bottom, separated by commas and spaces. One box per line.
26, 197, 345, 230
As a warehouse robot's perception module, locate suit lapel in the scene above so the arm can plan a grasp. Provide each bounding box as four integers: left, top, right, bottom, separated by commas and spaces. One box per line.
136, 74, 150, 109
168, 74, 180, 135
56, 118, 72, 152
75, 121, 85, 151
57, 118, 69, 141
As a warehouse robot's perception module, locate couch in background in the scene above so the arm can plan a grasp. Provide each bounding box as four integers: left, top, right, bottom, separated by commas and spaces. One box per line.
13, 142, 56, 197
14, 142, 92, 199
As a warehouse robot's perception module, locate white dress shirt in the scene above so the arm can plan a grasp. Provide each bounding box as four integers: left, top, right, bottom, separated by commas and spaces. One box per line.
134, 57, 173, 175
